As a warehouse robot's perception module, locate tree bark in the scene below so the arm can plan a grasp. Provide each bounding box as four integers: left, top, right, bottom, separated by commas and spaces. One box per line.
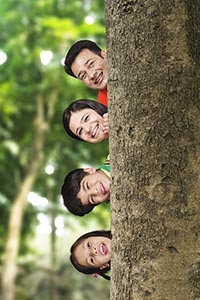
106, 1, 200, 299
1, 90, 57, 300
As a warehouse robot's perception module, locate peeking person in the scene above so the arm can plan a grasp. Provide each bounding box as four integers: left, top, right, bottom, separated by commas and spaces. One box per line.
61, 159, 110, 216
63, 99, 108, 143
64, 40, 108, 107
70, 230, 111, 281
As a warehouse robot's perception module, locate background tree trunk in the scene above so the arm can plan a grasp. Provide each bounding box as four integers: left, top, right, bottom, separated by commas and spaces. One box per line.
1, 91, 57, 300
106, 1, 200, 299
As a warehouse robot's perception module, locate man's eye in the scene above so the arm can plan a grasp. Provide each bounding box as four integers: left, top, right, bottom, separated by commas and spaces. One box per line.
89, 61, 94, 68
80, 73, 86, 80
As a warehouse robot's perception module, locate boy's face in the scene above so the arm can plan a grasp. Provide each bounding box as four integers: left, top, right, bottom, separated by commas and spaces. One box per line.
71, 49, 107, 90
77, 168, 110, 205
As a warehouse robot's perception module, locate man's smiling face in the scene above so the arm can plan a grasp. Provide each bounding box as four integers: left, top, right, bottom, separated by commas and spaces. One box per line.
71, 48, 107, 90
77, 168, 110, 205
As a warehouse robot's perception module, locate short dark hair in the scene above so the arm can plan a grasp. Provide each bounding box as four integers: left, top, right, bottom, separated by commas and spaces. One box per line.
62, 99, 107, 142
61, 168, 96, 216
64, 40, 103, 77
70, 230, 112, 280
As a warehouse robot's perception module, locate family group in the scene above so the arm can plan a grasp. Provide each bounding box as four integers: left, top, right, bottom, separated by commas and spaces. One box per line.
61, 40, 111, 281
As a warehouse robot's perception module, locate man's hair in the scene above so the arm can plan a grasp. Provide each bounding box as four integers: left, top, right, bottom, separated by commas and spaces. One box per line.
70, 230, 112, 280
62, 99, 107, 142
61, 168, 96, 216
64, 40, 103, 77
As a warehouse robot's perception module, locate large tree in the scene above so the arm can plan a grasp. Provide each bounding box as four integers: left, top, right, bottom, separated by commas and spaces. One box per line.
106, 1, 200, 299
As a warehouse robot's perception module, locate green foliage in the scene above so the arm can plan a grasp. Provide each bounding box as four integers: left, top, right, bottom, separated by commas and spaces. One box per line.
0, 0, 109, 298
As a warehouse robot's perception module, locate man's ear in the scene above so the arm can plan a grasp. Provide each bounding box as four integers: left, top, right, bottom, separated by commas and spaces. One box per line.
101, 50, 107, 59
99, 262, 110, 270
83, 167, 97, 174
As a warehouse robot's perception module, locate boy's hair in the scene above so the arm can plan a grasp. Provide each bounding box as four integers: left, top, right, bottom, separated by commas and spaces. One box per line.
64, 40, 103, 77
70, 230, 112, 281
62, 99, 107, 141
61, 168, 96, 216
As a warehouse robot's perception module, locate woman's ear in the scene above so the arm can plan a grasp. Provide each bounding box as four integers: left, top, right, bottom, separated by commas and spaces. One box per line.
99, 262, 110, 270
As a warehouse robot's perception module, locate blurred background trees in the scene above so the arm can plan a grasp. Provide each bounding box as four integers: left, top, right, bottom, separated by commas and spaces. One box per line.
0, 0, 109, 299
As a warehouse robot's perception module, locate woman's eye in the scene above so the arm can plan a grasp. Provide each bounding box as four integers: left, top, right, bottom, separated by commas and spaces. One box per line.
78, 128, 83, 136
84, 115, 89, 122
87, 242, 90, 248
87, 183, 90, 189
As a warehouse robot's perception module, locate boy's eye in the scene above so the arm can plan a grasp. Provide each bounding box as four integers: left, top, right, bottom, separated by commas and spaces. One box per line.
90, 196, 95, 204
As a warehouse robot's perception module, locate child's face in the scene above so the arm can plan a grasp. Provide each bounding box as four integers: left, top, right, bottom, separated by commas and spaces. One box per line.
71, 49, 107, 90
77, 168, 110, 205
69, 108, 108, 143
74, 236, 111, 269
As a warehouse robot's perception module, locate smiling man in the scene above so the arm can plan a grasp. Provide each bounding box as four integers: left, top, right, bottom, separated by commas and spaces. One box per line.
64, 40, 108, 107
61, 160, 110, 216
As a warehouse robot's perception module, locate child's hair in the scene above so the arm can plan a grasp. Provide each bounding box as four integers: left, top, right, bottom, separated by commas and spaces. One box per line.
62, 99, 107, 141
70, 230, 111, 281
61, 168, 97, 216
64, 40, 103, 77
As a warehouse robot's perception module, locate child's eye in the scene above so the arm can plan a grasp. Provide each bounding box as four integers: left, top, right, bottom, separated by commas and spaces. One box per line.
90, 257, 94, 264
90, 196, 95, 204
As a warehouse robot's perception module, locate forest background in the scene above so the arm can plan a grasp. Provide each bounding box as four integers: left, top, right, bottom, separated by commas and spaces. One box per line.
0, 0, 110, 299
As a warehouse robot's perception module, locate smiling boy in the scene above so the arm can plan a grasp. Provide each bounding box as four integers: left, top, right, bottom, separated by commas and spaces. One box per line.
61, 161, 110, 216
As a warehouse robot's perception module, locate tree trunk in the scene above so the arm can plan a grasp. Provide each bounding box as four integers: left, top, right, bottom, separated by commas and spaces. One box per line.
1, 91, 57, 300
106, 1, 200, 299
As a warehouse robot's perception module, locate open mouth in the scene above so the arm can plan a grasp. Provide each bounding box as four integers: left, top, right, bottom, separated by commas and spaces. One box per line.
94, 72, 103, 85
99, 243, 108, 255
100, 182, 107, 195
92, 124, 99, 138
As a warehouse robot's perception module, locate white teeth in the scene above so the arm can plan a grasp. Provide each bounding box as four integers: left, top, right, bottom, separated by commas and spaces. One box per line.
100, 243, 105, 255
92, 125, 98, 137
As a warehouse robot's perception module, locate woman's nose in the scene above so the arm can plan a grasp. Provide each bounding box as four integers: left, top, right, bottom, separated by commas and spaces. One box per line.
83, 123, 91, 133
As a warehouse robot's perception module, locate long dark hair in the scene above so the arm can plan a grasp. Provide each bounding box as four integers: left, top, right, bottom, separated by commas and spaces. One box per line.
62, 99, 107, 141
70, 230, 111, 281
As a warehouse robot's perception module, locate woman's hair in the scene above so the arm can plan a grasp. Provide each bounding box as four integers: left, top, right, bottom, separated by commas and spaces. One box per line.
62, 99, 107, 141
70, 230, 112, 281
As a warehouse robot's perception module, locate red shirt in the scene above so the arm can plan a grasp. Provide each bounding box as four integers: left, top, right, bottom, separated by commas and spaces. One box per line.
98, 89, 108, 107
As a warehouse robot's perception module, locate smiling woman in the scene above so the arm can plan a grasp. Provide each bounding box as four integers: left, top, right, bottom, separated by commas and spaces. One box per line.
63, 99, 108, 143
70, 230, 111, 281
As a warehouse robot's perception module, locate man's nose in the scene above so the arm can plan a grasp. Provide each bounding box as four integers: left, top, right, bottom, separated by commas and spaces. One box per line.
89, 70, 96, 81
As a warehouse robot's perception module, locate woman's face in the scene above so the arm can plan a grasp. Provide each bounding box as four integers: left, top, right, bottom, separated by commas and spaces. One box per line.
74, 235, 111, 270
69, 108, 108, 143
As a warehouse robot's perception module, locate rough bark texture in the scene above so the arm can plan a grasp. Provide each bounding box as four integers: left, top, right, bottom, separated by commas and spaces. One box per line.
105, 1, 200, 299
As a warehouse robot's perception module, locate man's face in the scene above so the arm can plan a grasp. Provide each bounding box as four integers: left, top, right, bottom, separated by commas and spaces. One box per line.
77, 168, 110, 205
71, 49, 107, 90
